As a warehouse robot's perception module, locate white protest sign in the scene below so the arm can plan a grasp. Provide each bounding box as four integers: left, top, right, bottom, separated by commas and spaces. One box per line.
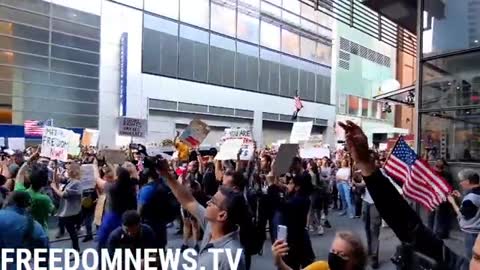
300, 146, 330, 159
221, 128, 254, 161
8, 138, 25, 151
68, 132, 81, 156
379, 143, 388, 151
80, 164, 96, 190
0, 137, 4, 147
118, 117, 148, 138
272, 143, 299, 176
179, 119, 210, 148
290, 121, 313, 143
215, 139, 244, 160
41, 127, 70, 161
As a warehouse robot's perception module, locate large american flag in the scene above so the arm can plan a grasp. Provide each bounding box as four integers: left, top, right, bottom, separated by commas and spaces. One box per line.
24, 119, 52, 137
294, 95, 303, 111
384, 137, 452, 211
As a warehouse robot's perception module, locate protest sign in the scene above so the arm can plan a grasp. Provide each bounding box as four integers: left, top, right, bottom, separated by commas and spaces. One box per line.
0, 137, 4, 147
379, 143, 388, 151
8, 138, 25, 151
300, 146, 330, 159
215, 139, 244, 160
221, 128, 254, 161
40, 127, 70, 161
68, 132, 81, 156
99, 149, 127, 164
179, 119, 210, 148
118, 117, 147, 138
272, 143, 299, 176
81, 129, 99, 146
80, 164, 96, 190
290, 121, 313, 143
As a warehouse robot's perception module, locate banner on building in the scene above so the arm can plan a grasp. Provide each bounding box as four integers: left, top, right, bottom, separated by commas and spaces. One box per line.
41, 127, 71, 161
220, 128, 254, 161
120, 32, 128, 117
118, 117, 148, 138
179, 119, 210, 148
290, 121, 313, 143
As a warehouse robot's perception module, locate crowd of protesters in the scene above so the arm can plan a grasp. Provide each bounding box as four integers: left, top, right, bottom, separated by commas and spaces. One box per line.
0, 122, 479, 270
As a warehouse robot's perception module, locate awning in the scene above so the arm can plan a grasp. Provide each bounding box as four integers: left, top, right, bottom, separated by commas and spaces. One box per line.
373, 84, 415, 106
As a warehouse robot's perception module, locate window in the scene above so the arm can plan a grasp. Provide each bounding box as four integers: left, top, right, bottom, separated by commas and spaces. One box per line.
51, 59, 99, 77
237, 12, 259, 44
315, 42, 332, 65
361, 99, 369, 117
300, 36, 316, 62
239, 0, 259, 7
1, 23, 49, 43
420, 110, 480, 162
421, 52, 480, 110
235, 42, 259, 91
260, 21, 280, 50
144, 0, 179, 19
0, 51, 48, 70
281, 29, 299, 56
261, 1, 281, 17
348, 96, 359, 115
372, 101, 379, 119
316, 74, 330, 103
280, 55, 299, 97
259, 49, 280, 95
209, 34, 235, 87
211, 3, 236, 37
0, 36, 48, 56
51, 45, 99, 64
298, 61, 316, 101
0, 6, 49, 28
282, 0, 300, 25
52, 32, 100, 52
178, 25, 209, 82
52, 4, 100, 27
142, 15, 178, 77
180, 0, 209, 29
52, 19, 100, 40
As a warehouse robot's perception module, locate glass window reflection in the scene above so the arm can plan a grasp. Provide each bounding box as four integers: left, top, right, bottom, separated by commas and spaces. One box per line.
209, 34, 235, 87
237, 12, 259, 44
211, 3, 236, 37
144, 0, 179, 20
179, 25, 209, 82
180, 0, 209, 29
281, 29, 299, 56
260, 21, 280, 50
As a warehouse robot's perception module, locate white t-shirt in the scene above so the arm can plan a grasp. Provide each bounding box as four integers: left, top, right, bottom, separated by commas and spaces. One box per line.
336, 167, 351, 182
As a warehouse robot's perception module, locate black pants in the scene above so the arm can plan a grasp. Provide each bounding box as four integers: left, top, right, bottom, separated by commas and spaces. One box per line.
427, 202, 451, 239
60, 214, 80, 251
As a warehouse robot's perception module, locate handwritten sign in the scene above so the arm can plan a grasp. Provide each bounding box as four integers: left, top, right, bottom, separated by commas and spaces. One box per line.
215, 139, 244, 160
40, 127, 70, 161
290, 121, 313, 143
81, 129, 99, 146
98, 149, 127, 165
272, 143, 299, 176
119, 117, 147, 138
221, 128, 254, 160
80, 164, 96, 190
68, 132, 81, 156
179, 119, 210, 148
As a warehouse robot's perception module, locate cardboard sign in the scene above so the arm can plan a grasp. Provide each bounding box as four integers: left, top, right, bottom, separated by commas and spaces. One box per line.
99, 149, 127, 165
68, 132, 81, 156
41, 127, 70, 161
179, 119, 210, 148
272, 143, 299, 176
118, 117, 148, 138
215, 139, 244, 160
221, 128, 254, 161
80, 164, 96, 190
82, 129, 99, 146
290, 121, 313, 143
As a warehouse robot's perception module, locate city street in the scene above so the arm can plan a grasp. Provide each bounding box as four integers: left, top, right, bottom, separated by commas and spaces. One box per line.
49, 211, 465, 270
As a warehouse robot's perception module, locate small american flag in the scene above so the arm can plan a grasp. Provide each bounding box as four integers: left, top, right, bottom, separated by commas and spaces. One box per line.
384, 137, 452, 211
24, 119, 53, 137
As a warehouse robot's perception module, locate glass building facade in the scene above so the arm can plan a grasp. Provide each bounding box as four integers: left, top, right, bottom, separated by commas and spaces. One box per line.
141, 0, 333, 104
0, 0, 100, 128
420, 0, 480, 162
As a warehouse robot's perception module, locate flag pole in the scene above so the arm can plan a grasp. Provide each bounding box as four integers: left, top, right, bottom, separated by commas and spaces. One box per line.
382, 135, 403, 169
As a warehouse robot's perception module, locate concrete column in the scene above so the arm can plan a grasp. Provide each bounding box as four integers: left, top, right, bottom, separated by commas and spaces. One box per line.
253, 110, 263, 147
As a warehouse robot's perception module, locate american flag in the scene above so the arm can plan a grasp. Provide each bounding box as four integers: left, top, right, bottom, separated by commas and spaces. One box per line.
24, 119, 53, 137
294, 95, 303, 110
384, 137, 452, 211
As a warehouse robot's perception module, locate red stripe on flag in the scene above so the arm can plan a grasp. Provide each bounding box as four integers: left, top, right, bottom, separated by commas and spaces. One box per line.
185, 136, 199, 146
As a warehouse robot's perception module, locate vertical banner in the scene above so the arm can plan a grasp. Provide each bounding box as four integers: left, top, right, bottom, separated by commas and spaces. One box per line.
119, 32, 128, 117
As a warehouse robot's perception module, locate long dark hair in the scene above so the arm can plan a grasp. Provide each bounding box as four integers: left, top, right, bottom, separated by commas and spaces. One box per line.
308, 160, 321, 186
110, 167, 137, 214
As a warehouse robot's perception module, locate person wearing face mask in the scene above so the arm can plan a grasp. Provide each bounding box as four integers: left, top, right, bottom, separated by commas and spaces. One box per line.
272, 231, 367, 270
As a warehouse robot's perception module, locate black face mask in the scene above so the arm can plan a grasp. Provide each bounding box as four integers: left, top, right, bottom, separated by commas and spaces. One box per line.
328, 252, 348, 270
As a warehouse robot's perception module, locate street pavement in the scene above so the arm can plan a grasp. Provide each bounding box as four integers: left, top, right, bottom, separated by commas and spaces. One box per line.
49, 210, 465, 270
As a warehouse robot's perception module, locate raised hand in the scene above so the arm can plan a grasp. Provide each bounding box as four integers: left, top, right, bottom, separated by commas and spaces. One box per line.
271, 240, 289, 264
338, 121, 375, 175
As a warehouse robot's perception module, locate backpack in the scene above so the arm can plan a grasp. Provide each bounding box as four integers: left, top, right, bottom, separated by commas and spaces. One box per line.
140, 181, 180, 225
81, 188, 97, 209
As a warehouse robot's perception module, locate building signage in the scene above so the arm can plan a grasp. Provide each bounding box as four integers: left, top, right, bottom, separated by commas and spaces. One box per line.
120, 32, 128, 117
118, 117, 147, 138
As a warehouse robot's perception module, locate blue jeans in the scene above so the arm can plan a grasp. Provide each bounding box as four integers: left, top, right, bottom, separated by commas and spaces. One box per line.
465, 232, 478, 259
337, 182, 354, 217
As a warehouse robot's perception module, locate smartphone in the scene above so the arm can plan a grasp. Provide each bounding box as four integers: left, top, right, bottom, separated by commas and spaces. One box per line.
277, 225, 288, 242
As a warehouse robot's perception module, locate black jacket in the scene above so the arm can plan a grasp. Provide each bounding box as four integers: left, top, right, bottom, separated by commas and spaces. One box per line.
364, 169, 469, 270
106, 224, 156, 256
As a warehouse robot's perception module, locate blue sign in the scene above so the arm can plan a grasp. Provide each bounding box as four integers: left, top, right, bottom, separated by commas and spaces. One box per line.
120, 32, 128, 117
